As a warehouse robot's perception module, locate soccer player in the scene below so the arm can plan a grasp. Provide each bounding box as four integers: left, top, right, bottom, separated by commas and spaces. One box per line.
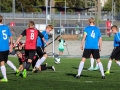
0, 15, 13, 82
14, 20, 48, 78
105, 25, 120, 74
16, 51, 55, 75
106, 19, 112, 37
58, 36, 66, 56
32, 25, 53, 72
75, 17, 105, 79
88, 54, 99, 70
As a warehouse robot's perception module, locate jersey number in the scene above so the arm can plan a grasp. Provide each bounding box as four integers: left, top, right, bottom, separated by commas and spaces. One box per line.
91, 30, 95, 38
30, 33, 34, 40
2, 30, 7, 40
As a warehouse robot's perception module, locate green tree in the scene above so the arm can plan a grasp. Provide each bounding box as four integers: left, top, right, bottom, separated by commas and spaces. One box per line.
0, 0, 12, 12
103, 0, 112, 11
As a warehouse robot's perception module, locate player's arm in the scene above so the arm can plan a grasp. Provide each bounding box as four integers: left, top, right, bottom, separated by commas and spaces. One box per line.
115, 33, 120, 43
18, 59, 24, 71
98, 29, 102, 51
8, 27, 13, 52
9, 36, 13, 52
98, 37, 102, 51
14, 30, 25, 46
38, 31, 48, 46
81, 32, 87, 50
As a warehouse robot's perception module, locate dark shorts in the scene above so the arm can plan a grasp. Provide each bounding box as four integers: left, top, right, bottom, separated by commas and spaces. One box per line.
0, 50, 9, 62
25, 50, 36, 60
36, 46, 46, 58
110, 47, 120, 60
82, 49, 100, 59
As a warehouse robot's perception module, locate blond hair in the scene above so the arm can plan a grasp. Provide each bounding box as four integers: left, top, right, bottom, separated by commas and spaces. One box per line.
16, 51, 22, 55
46, 25, 53, 29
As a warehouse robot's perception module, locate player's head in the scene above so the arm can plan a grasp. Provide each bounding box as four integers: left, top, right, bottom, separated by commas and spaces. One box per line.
28, 20, 35, 28
111, 25, 118, 34
0, 15, 3, 23
46, 25, 53, 33
16, 51, 22, 58
88, 17, 95, 25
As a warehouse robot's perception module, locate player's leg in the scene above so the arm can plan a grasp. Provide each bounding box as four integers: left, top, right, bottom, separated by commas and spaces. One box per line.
25, 50, 35, 70
88, 54, 94, 70
93, 49, 105, 79
32, 47, 47, 72
34, 47, 47, 71
94, 61, 99, 70
75, 49, 90, 78
0, 51, 9, 82
6, 60, 20, 74
105, 47, 118, 74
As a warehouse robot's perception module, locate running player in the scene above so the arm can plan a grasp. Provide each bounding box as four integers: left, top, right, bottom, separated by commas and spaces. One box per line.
32, 25, 53, 73
105, 25, 120, 74
0, 15, 13, 82
14, 20, 48, 78
106, 19, 112, 37
75, 17, 105, 79
58, 36, 66, 56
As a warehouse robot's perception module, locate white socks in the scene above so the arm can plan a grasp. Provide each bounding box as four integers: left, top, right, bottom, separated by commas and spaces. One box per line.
116, 61, 120, 66
7, 60, 17, 71
1, 66, 7, 79
77, 61, 84, 76
35, 57, 46, 68
90, 58, 94, 68
107, 60, 112, 71
98, 62, 105, 76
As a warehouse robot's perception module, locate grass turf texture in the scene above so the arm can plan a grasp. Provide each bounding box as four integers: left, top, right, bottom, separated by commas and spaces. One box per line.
0, 57, 120, 90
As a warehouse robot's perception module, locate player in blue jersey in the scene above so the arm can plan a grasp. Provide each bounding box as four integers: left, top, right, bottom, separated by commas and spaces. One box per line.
32, 25, 54, 72
0, 15, 13, 82
75, 17, 105, 79
105, 25, 120, 74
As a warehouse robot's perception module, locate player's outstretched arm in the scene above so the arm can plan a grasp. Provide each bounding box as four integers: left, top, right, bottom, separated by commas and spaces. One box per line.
14, 35, 23, 47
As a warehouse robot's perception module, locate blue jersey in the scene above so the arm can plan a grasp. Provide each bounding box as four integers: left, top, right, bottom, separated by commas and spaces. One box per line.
37, 30, 48, 47
84, 26, 101, 49
114, 32, 120, 47
0, 24, 12, 51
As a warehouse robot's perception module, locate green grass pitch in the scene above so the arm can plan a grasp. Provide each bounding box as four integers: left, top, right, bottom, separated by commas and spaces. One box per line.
0, 57, 120, 90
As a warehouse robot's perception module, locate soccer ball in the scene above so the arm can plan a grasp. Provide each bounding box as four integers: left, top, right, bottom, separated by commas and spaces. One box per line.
54, 57, 61, 64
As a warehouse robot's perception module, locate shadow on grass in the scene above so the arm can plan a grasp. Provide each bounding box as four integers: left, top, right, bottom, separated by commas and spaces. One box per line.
72, 67, 87, 70
66, 73, 91, 78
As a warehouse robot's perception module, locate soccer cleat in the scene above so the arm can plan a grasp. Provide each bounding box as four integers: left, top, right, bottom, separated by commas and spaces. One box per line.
88, 67, 94, 71
52, 66, 55, 71
0, 78, 8, 82
105, 70, 110, 74
45, 63, 48, 67
16, 69, 20, 76
75, 75, 80, 78
102, 76, 105, 79
22, 69, 27, 78
94, 66, 99, 70
32, 67, 39, 73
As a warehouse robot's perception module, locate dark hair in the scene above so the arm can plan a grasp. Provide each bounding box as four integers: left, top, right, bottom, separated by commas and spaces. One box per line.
111, 25, 118, 30
0, 15, 3, 22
